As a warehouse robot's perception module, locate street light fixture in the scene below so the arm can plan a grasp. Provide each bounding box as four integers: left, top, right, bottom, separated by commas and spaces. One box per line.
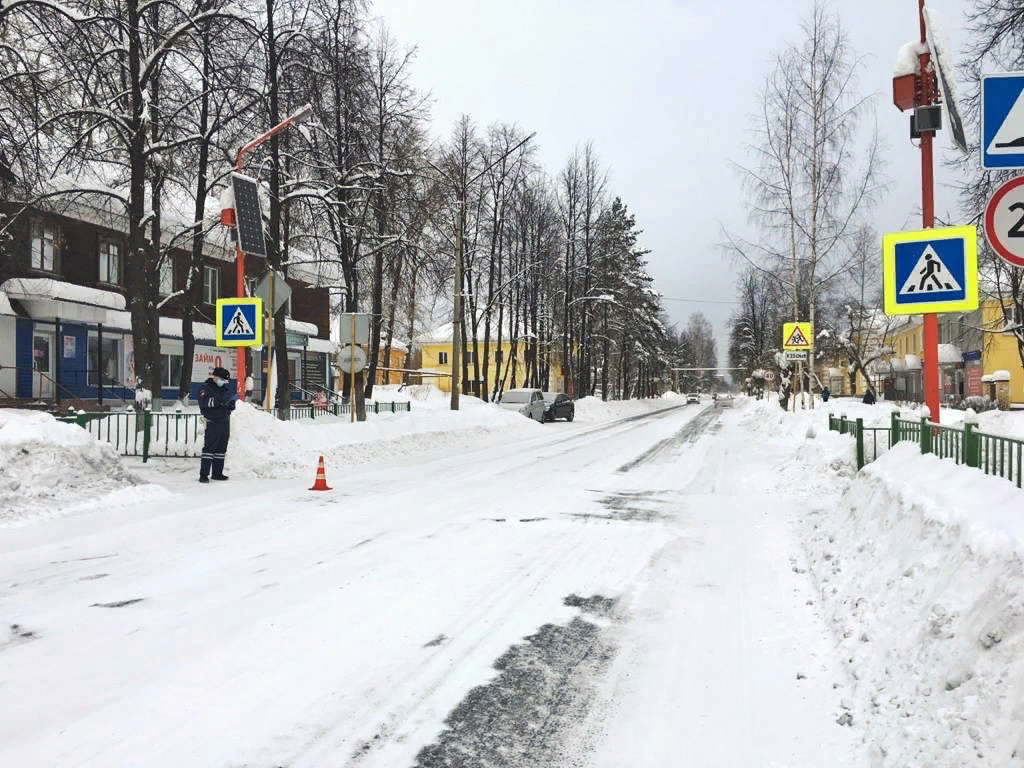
226, 103, 314, 399
432, 131, 536, 411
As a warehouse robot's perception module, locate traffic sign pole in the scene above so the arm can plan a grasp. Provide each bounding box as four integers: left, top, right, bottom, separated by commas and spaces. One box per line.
918, 0, 941, 423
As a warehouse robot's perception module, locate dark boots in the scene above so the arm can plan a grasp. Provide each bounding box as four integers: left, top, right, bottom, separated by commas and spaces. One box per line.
211, 457, 228, 480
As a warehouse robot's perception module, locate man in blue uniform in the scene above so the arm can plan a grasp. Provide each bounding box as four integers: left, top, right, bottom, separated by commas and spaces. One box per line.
198, 366, 238, 483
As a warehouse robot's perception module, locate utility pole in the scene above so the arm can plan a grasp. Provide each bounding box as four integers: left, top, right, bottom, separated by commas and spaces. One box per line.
451, 192, 465, 411
433, 130, 536, 410
917, 0, 941, 423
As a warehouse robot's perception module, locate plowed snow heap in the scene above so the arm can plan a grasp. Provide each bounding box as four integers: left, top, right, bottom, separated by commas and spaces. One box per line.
0, 410, 139, 522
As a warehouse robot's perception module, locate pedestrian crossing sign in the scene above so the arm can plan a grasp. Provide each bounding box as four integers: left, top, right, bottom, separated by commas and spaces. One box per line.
215, 297, 263, 347
782, 322, 812, 350
882, 226, 978, 316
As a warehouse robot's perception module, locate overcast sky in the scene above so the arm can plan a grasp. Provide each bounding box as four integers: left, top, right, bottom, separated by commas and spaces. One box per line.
372, 0, 971, 359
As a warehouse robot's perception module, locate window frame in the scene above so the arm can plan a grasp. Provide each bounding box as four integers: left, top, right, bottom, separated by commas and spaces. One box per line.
97, 238, 123, 285
158, 258, 174, 297
438, 350, 449, 365
30, 219, 59, 273
203, 266, 219, 305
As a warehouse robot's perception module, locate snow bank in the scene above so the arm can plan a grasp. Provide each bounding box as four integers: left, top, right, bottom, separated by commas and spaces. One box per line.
739, 398, 1024, 765
571, 395, 681, 423
804, 447, 1024, 766
225, 395, 541, 479
0, 410, 150, 524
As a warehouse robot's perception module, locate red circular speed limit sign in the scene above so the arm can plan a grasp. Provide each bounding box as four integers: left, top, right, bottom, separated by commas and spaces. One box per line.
985, 176, 1024, 268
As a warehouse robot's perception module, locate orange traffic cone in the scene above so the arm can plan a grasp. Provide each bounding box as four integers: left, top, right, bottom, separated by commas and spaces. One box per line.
309, 455, 332, 491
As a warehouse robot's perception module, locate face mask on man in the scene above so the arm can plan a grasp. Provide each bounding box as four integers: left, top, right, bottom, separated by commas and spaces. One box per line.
213, 377, 226, 387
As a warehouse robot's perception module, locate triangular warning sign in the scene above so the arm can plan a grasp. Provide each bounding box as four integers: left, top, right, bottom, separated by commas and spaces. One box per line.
785, 326, 809, 347
988, 89, 1024, 155
224, 307, 254, 336
898, 244, 962, 295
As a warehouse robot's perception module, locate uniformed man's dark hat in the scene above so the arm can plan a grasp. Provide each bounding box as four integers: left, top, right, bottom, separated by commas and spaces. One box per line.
211, 367, 231, 379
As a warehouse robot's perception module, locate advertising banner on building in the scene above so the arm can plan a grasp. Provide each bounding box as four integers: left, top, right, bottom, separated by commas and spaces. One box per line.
125, 338, 239, 387
192, 345, 237, 382
967, 362, 983, 397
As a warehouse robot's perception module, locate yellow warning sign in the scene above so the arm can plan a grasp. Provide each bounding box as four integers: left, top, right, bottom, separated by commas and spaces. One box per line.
782, 322, 812, 350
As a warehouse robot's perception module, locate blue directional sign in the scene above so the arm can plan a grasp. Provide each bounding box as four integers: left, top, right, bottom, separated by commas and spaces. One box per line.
215, 297, 263, 347
982, 73, 1024, 169
882, 226, 978, 316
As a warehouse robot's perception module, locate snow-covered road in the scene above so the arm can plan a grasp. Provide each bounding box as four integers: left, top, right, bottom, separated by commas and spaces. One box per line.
1, 400, 860, 767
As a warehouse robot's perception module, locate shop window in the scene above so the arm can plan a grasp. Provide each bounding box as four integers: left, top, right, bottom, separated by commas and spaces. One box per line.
98, 239, 122, 284
161, 353, 183, 388
88, 335, 120, 387
31, 220, 58, 272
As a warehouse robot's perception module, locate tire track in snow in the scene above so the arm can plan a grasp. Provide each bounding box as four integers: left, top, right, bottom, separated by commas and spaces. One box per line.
615, 406, 720, 473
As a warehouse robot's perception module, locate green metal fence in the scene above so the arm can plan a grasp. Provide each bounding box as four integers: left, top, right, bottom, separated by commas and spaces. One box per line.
828, 410, 1023, 488
56, 411, 204, 461
56, 401, 413, 462
273, 401, 411, 419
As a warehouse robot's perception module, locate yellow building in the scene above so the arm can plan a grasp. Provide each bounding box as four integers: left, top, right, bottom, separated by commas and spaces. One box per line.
414, 322, 567, 396
980, 299, 1024, 405
876, 299, 1024, 406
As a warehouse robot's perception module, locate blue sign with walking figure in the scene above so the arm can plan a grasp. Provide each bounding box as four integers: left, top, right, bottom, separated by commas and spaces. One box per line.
215, 298, 263, 347
882, 226, 978, 316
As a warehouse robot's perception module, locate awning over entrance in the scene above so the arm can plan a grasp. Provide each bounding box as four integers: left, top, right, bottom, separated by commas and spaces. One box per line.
1, 278, 125, 324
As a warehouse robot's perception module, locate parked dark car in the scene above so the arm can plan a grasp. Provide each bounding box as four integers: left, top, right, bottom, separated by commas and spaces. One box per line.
542, 392, 575, 422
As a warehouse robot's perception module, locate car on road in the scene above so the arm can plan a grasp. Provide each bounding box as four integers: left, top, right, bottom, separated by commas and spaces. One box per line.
497, 388, 547, 422
686, 392, 700, 404
541, 392, 574, 422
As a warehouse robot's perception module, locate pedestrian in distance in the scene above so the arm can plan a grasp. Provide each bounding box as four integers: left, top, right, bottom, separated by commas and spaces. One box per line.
862, 389, 876, 405
821, 385, 831, 403
198, 366, 238, 483
244, 374, 254, 400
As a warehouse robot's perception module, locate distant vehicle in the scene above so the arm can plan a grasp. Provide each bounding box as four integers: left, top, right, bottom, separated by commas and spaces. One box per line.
686, 392, 700, 404
497, 388, 547, 422
542, 392, 574, 422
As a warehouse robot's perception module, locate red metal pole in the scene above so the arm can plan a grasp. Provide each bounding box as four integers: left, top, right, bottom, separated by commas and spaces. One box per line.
229, 111, 306, 400
234, 153, 246, 399
918, 0, 940, 423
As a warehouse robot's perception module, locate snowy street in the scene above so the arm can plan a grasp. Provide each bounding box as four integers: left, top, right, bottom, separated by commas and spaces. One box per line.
0, 399, 861, 768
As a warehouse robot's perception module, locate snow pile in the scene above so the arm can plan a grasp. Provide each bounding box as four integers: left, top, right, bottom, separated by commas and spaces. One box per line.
571, 395, 681, 423
804, 447, 1024, 766
738, 398, 1024, 765
0, 410, 148, 524
225, 397, 541, 479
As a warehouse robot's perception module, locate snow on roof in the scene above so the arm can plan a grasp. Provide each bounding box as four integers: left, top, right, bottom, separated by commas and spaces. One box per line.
1, 278, 126, 310
0, 291, 14, 316
285, 318, 318, 336
981, 374, 993, 383
937, 343, 962, 364
894, 40, 925, 78
991, 370, 1011, 382
904, 354, 921, 369
305, 337, 335, 354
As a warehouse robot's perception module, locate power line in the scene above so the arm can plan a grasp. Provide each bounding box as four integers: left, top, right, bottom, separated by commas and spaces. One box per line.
659, 296, 739, 305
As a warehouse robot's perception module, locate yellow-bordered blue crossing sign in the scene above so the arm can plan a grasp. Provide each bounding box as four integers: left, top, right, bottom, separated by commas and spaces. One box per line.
882, 226, 978, 316
216, 297, 263, 347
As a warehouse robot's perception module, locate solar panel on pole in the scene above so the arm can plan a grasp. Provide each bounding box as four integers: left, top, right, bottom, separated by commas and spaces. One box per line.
231, 173, 267, 257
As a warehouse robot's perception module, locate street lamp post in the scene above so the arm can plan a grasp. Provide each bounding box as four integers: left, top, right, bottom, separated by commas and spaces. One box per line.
227, 103, 313, 398
430, 132, 536, 410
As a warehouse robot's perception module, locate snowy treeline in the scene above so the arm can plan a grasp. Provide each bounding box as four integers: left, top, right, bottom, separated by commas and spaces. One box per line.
0, 0, 691, 412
